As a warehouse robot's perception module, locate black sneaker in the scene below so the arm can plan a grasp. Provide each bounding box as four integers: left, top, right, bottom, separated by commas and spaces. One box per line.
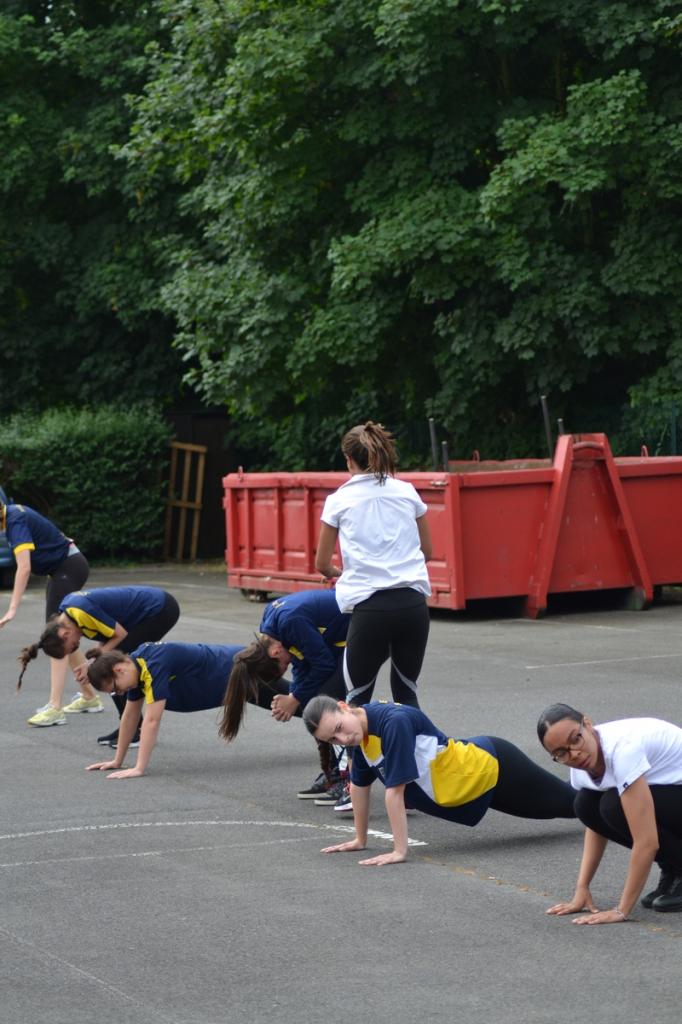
97, 729, 119, 746
652, 875, 682, 913
641, 869, 675, 908
108, 729, 141, 749
298, 772, 340, 800
314, 778, 347, 806
333, 783, 353, 814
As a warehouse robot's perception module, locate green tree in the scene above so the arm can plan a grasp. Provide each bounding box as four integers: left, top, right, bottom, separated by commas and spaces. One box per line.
122, 0, 682, 466
0, 1, 185, 414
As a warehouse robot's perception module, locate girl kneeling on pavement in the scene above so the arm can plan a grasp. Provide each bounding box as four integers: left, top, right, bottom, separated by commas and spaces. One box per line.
538, 703, 682, 924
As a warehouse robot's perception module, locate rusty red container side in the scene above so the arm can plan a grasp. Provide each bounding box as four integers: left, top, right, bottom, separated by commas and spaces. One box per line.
222, 434, 682, 616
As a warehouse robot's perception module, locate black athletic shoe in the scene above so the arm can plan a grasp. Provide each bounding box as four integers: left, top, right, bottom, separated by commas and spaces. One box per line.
97, 728, 119, 746
108, 729, 141, 749
314, 778, 347, 806
652, 876, 682, 913
298, 772, 337, 799
641, 869, 675, 908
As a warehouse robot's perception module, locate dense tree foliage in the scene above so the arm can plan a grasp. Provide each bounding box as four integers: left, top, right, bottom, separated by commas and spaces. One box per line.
3, 1, 682, 465
0, 1, 185, 413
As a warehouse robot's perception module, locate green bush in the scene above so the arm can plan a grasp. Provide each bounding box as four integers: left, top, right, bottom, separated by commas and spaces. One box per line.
0, 406, 172, 560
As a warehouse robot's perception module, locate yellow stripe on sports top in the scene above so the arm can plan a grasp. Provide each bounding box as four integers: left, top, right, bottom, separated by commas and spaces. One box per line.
288, 645, 304, 660
362, 734, 383, 762
13, 542, 35, 555
65, 606, 115, 640
429, 739, 499, 807
135, 658, 157, 704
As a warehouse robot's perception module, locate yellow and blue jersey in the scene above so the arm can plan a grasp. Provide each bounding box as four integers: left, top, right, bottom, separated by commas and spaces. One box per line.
60, 586, 166, 641
352, 702, 500, 826
260, 591, 350, 706
126, 641, 244, 712
5, 503, 70, 575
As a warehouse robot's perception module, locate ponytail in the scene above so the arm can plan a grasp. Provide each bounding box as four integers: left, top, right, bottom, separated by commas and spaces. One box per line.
341, 421, 397, 483
15, 615, 69, 689
218, 637, 283, 742
16, 643, 40, 691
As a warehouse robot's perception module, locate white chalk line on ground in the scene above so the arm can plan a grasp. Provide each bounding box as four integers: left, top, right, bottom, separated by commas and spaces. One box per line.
0, 820, 422, 1024
0, 817, 428, 849
0, 836, 326, 869
526, 652, 682, 670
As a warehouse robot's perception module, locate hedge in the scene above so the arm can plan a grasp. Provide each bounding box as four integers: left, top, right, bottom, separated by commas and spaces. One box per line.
0, 405, 172, 560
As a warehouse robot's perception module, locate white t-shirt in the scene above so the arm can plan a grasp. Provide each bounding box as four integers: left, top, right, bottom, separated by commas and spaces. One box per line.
570, 718, 682, 796
321, 474, 431, 613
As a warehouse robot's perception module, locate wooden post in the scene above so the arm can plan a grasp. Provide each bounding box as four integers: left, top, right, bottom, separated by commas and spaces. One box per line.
164, 441, 208, 561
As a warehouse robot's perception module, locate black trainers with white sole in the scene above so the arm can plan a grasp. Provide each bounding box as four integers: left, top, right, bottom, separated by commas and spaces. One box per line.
298, 772, 340, 799
107, 730, 141, 749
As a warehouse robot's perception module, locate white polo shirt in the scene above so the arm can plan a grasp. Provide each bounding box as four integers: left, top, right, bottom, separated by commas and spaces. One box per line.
570, 718, 682, 796
321, 473, 431, 613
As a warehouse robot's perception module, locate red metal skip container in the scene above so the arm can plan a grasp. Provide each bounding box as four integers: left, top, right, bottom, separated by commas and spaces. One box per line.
222, 433, 682, 617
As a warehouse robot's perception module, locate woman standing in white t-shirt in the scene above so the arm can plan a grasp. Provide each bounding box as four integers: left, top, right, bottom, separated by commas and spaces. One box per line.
537, 702, 682, 923
315, 421, 432, 711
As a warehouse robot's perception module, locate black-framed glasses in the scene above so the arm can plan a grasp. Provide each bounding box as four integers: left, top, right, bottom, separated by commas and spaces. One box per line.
550, 721, 586, 763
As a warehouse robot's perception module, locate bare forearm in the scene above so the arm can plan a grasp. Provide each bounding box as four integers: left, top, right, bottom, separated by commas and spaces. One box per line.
315, 524, 341, 577
350, 784, 371, 845
619, 841, 659, 916
100, 625, 128, 654
385, 787, 409, 859
8, 564, 31, 614
133, 718, 161, 775
113, 706, 142, 766
575, 828, 607, 890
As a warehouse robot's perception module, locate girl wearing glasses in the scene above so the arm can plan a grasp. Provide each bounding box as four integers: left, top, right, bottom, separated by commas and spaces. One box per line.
537, 703, 682, 924
302, 696, 576, 867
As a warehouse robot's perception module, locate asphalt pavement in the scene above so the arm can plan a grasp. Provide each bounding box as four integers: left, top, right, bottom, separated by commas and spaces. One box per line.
1, 565, 681, 1024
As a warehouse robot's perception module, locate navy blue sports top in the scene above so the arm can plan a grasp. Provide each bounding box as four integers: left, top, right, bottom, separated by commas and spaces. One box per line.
259, 590, 349, 706
5, 503, 71, 574
125, 641, 243, 712
351, 702, 500, 826
60, 587, 166, 641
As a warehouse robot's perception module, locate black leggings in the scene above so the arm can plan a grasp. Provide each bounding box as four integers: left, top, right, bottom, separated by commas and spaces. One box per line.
489, 737, 577, 819
45, 552, 90, 619
111, 592, 181, 718
575, 786, 682, 873
317, 661, 347, 702
344, 588, 430, 707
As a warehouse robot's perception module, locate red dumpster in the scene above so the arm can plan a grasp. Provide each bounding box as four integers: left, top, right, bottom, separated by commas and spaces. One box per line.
222, 433, 682, 617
